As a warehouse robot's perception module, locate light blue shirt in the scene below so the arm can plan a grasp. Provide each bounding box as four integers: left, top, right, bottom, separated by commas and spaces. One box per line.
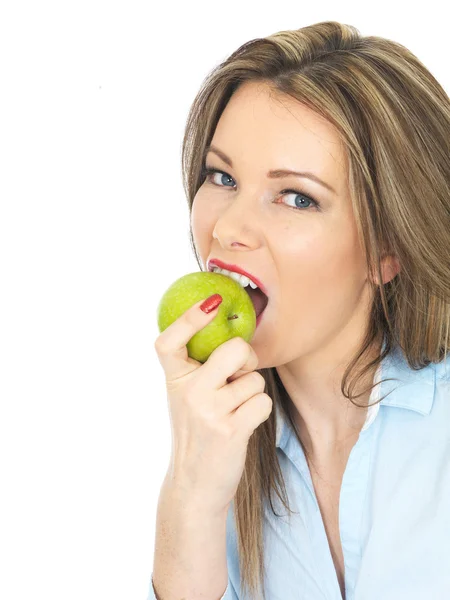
147, 344, 450, 600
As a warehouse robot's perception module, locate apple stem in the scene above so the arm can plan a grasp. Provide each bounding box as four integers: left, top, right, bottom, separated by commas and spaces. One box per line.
227, 314, 238, 320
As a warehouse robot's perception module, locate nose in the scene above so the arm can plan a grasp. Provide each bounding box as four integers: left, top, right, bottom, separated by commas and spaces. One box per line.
213, 230, 246, 247
211, 193, 263, 250
212, 221, 258, 250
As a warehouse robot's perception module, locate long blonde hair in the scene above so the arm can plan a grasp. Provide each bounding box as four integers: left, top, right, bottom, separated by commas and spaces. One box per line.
181, 21, 450, 599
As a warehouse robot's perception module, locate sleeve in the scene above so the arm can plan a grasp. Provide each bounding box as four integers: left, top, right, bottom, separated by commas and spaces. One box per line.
147, 574, 239, 600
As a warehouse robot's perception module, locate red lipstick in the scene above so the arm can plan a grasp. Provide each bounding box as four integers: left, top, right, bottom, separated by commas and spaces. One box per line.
207, 259, 269, 298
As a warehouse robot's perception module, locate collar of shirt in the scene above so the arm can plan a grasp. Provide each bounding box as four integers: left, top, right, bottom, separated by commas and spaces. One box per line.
275, 337, 446, 450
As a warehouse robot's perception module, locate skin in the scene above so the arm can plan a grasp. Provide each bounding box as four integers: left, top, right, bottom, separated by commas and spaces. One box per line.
191, 80, 400, 464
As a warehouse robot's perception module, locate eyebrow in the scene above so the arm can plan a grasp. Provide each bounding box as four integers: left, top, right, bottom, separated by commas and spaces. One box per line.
204, 145, 337, 195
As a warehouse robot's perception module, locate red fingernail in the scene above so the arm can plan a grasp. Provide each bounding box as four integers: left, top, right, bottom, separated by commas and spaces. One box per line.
200, 294, 223, 314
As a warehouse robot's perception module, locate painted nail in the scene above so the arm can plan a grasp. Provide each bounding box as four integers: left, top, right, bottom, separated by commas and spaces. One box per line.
200, 294, 223, 314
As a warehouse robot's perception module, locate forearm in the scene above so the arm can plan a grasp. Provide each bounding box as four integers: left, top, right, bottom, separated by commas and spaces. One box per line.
152, 473, 229, 600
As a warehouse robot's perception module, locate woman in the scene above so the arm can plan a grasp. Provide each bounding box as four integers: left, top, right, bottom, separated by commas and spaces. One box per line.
150, 20, 449, 600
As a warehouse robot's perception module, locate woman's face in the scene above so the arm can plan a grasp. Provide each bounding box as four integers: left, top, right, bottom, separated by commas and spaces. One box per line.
191, 80, 375, 370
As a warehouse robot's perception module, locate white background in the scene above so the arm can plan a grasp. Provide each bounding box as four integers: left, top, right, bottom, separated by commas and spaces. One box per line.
0, 2, 447, 599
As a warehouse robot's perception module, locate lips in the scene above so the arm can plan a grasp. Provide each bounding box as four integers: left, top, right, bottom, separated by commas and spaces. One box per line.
207, 258, 269, 320
206, 258, 270, 298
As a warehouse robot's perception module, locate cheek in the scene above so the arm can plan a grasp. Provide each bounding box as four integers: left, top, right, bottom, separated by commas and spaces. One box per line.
191, 194, 216, 253
281, 223, 364, 297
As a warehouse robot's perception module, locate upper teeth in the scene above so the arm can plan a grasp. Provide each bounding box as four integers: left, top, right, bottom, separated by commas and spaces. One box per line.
211, 266, 259, 290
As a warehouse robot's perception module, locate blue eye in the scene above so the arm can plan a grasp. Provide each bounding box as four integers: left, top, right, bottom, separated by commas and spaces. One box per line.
201, 165, 321, 211
203, 167, 235, 188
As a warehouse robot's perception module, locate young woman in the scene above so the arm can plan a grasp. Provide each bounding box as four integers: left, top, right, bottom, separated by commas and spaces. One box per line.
150, 20, 449, 600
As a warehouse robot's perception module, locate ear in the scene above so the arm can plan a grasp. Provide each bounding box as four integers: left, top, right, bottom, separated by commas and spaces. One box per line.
370, 254, 401, 286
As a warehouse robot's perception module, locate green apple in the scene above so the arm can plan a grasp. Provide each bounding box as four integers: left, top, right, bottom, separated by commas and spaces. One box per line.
156, 271, 256, 363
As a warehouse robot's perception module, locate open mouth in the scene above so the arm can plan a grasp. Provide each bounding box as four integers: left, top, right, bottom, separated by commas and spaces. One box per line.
245, 285, 269, 318
207, 259, 270, 319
